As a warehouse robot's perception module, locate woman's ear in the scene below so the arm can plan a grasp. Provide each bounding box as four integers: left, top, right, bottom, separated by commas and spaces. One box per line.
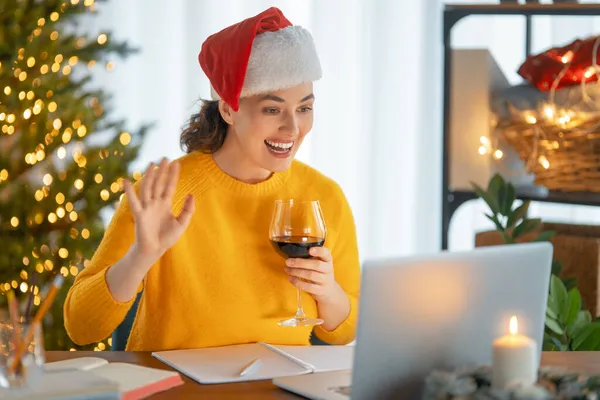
218, 100, 234, 125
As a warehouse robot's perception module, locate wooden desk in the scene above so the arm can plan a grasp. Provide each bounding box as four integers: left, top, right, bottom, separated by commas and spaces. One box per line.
46, 351, 600, 399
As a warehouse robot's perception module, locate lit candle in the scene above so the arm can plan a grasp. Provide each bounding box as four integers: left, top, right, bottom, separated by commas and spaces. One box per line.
492, 316, 537, 389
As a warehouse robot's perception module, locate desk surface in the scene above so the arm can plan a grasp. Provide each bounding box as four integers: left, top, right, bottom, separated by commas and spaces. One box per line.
46, 351, 600, 399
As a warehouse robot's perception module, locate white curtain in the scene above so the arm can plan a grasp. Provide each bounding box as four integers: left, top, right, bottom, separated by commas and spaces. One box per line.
91, 0, 444, 262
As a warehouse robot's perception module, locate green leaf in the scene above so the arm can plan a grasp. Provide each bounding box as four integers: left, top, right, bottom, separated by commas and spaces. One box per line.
550, 275, 568, 324
551, 260, 563, 276
546, 306, 557, 320
512, 218, 541, 239
487, 174, 505, 198
562, 277, 578, 292
565, 289, 582, 327
485, 213, 504, 232
471, 183, 500, 216
502, 183, 516, 216
567, 311, 590, 339
572, 323, 600, 350
533, 230, 556, 242
545, 316, 564, 335
506, 201, 530, 230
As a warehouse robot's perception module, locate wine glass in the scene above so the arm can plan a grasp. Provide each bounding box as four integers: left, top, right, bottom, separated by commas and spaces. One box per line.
270, 199, 326, 327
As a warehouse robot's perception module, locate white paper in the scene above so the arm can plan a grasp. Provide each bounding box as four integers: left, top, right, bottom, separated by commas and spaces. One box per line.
152, 342, 354, 384
270, 345, 354, 372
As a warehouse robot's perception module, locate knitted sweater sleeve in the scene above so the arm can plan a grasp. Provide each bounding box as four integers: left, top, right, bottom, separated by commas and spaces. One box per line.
63, 193, 146, 346
313, 186, 361, 345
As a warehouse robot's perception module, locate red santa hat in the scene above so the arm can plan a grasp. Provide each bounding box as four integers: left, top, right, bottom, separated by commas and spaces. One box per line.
198, 7, 322, 111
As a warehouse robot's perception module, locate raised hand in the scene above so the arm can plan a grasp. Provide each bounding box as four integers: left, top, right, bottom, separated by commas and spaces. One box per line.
123, 157, 195, 261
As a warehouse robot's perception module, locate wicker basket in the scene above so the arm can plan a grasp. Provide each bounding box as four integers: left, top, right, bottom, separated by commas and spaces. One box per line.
495, 107, 600, 192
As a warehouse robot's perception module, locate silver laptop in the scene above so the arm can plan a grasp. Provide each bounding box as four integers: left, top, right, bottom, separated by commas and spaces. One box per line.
273, 242, 553, 399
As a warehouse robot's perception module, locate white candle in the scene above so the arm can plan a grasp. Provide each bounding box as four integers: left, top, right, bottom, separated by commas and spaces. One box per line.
492, 316, 537, 389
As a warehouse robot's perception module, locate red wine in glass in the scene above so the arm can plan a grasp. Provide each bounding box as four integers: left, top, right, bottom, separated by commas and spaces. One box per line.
269, 200, 326, 327
270, 236, 326, 259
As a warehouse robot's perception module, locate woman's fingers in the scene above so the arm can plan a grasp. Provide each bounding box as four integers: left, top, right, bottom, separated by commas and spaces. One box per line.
162, 161, 180, 200
176, 194, 195, 227
123, 179, 142, 214
153, 158, 169, 200
285, 267, 325, 285
140, 162, 155, 205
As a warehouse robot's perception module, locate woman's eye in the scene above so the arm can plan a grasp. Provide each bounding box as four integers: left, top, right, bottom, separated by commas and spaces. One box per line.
264, 108, 280, 115
299, 106, 313, 113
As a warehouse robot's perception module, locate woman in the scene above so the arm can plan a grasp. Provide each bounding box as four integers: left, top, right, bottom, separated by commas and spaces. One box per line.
64, 7, 360, 351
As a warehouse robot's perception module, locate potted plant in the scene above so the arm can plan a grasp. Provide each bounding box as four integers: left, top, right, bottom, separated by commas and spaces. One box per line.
471, 174, 600, 350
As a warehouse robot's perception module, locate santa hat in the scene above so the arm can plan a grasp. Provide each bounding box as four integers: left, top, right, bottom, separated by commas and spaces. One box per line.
198, 7, 322, 111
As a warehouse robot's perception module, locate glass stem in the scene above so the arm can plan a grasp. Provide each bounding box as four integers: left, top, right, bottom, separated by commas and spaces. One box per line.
295, 288, 306, 320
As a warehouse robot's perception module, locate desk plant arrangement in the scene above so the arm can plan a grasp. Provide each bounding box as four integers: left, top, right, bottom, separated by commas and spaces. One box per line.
471, 174, 600, 351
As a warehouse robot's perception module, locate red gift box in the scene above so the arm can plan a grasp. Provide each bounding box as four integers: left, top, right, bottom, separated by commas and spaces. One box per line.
518, 35, 600, 91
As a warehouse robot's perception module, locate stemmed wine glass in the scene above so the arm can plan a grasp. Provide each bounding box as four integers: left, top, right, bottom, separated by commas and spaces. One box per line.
269, 199, 326, 327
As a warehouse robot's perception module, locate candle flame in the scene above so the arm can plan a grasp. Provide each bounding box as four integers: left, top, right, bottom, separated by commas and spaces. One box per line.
509, 316, 518, 335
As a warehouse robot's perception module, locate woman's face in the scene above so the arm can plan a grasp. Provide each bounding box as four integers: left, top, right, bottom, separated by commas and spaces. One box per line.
220, 82, 315, 173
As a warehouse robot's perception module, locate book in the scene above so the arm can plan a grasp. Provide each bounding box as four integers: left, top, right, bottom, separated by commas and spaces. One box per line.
0, 357, 184, 400
152, 342, 354, 384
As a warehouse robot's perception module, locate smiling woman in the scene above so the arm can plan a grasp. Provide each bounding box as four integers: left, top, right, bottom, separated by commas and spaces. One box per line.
63, 6, 361, 351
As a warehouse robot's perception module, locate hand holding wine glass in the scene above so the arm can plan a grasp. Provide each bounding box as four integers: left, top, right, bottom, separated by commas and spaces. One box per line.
270, 199, 330, 327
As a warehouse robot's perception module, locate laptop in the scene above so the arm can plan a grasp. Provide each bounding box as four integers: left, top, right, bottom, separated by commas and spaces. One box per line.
273, 242, 553, 399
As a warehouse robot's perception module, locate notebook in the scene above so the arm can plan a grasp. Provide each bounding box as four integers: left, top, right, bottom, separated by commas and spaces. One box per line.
0, 357, 184, 400
152, 342, 354, 384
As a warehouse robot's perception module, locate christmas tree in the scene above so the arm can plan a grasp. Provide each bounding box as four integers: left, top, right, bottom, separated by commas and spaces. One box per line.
0, 0, 148, 350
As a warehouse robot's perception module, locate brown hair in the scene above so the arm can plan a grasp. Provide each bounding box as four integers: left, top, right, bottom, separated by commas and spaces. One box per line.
180, 99, 229, 153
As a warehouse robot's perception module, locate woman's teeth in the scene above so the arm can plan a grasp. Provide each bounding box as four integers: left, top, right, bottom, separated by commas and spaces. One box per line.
265, 140, 294, 154
265, 140, 293, 149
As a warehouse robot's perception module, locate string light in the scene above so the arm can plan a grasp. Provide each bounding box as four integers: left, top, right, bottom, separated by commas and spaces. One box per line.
27, 57, 36, 68
50, 31, 59, 41
57, 146, 66, 159
57, 207, 66, 218
120, 132, 131, 145
69, 211, 78, 221
4, 86, 11, 95
77, 125, 87, 137
56, 193, 65, 204
58, 248, 69, 259
95, 174, 103, 183
82, 229, 90, 239
43, 174, 53, 186
74, 179, 84, 190
48, 213, 58, 223
0, 169, 8, 182
97, 34, 107, 45
100, 189, 110, 200
10, 217, 19, 227
50, 12, 59, 22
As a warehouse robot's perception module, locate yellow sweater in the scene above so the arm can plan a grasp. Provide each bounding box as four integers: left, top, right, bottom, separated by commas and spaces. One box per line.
64, 151, 361, 351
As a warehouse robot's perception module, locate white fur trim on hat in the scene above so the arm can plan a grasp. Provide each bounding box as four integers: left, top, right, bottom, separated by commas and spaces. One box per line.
210, 25, 322, 101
